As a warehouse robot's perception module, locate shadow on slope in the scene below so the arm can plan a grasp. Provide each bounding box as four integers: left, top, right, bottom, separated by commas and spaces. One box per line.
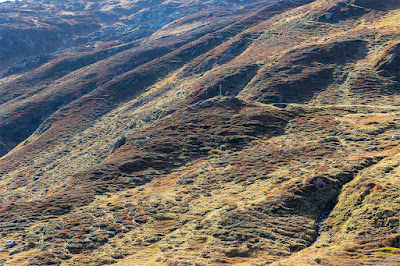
241, 40, 369, 103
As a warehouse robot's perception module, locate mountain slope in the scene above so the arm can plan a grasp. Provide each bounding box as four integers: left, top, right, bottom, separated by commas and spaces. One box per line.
1, 0, 400, 265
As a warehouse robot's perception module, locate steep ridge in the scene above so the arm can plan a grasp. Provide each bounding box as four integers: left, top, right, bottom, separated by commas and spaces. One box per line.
0, 0, 275, 70
0, 0, 312, 158
0, 0, 400, 265
0, 0, 315, 193
0, 0, 257, 157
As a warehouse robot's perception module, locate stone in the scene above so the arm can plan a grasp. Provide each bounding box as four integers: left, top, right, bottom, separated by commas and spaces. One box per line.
111, 137, 126, 153
273, 103, 287, 109
4, 240, 16, 249
9, 249, 21, 256
324, 13, 332, 20
322, 137, 339, 143
200, 99, 214, 108
392, 135, 400, 140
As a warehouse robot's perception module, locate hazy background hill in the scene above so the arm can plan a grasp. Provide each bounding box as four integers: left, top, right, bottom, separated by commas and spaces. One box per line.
0, 0, 400, 265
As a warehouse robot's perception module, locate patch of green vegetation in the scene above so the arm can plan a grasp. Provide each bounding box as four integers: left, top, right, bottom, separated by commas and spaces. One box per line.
377, 247, 400, 253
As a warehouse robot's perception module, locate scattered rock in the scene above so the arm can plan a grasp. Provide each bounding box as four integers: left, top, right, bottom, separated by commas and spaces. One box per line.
4, 240, 16, 249
322, 136, 339, 143
26, 242, 35, 249
111, 137, 126, 153
9, 249, 21, 256
273, 103, 287, 109
200, 99, 214, 108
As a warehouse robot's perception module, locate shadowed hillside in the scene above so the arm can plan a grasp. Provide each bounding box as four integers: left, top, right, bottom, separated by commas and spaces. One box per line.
1, 0, 400, 265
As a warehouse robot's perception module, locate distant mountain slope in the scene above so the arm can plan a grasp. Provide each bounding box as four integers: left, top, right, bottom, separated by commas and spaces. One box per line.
0, 0, 400, 265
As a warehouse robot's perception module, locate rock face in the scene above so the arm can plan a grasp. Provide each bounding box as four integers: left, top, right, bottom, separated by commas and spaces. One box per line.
0, 0, 400, 265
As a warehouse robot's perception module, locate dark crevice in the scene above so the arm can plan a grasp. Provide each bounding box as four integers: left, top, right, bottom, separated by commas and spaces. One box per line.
315, 188, 341, 238
310, 156, 385, 245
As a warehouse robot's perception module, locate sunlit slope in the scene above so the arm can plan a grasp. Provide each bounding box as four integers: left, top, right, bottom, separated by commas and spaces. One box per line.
0, 0, 400, 265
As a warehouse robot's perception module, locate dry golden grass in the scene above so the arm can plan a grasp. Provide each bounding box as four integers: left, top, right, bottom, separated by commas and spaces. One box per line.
0, 0, 400, 265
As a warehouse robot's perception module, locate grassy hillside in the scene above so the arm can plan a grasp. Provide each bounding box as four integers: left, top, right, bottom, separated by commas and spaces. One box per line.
0, 0, 400, 265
